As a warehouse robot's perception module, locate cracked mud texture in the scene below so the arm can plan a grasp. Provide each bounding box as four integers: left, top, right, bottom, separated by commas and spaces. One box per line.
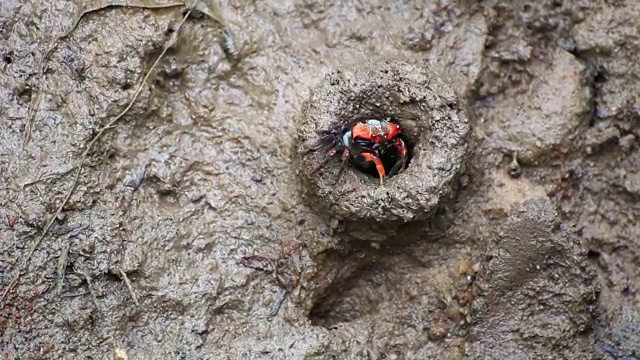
295, 60, 469, 241
1, 0, 639, 359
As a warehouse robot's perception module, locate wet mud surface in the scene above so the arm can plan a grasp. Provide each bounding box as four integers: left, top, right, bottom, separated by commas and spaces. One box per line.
1, 0, 639, 359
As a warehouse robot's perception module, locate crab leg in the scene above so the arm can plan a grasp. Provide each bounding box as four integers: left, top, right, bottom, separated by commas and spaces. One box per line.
300, 141, 330, 155
361, 152, 386, 185
388, 138, 408, 177
309, 147, 339, 175
335, 148, 351, 182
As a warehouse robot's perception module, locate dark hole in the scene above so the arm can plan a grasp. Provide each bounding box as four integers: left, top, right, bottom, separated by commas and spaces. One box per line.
162, 66, 183, 80
621, 285, 632, 297
121, 83, 132, 90
309, 271, 368, 327
18, 87, 32, 103
593, 66, 607, 84
2, 50, 12, 64
587, 249, 600, 260
104, 271, 122, 283
182, 8, 205, 19
435, 206, 448, 216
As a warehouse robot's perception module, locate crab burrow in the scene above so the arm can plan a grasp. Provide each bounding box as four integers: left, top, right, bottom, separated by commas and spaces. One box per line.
294, 59, 470, 241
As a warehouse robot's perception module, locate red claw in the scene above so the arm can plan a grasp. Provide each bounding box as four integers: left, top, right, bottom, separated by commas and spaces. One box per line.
361, 152, 386, 184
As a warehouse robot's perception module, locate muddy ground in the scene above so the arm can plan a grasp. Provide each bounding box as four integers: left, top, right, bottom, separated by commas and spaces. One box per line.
1, 0, 639, 359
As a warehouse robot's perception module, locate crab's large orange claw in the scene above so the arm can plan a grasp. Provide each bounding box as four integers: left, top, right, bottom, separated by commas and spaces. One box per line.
361, 152, 386, 185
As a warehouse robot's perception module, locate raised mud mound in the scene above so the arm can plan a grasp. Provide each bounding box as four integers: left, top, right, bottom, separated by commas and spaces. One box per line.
468, 198, 598, 359
295, 60, 469, 241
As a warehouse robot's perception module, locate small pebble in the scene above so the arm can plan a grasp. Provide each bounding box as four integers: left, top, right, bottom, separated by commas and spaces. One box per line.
251, 173, 264, 183
114, 348, 128, 360
457, 258, 473, 276
445, 305, 464, 323
55, 212, 66, 225
623, 172, 640, 195
507, 152, 522, 178
428, 322, 448, 340
619, 134, 635, 151
125, 165, 147, 189
459, 173, 470, 188
454, 289, 475, 306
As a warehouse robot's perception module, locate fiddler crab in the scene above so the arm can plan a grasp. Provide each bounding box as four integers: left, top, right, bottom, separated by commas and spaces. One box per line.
300, 118, 409, 185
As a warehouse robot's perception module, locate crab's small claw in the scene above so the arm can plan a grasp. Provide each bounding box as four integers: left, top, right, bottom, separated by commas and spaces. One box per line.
388, 138, 408, 177
361, 152, 386, 185
388, 159, 405, 178
300, 141, 329, 155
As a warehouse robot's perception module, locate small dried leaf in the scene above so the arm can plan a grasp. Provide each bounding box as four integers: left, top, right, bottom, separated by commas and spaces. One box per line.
240, 255, 274, 273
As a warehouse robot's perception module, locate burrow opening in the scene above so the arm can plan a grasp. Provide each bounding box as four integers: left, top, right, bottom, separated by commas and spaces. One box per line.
309, 260, 390, 328
308, 223, 450, 328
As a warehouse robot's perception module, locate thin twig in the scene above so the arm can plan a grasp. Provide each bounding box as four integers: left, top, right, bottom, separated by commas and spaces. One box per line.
61, 291, 90, 298
118, 268, 139, 306
1, 4, 194, 305
20, 166, 79, 189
